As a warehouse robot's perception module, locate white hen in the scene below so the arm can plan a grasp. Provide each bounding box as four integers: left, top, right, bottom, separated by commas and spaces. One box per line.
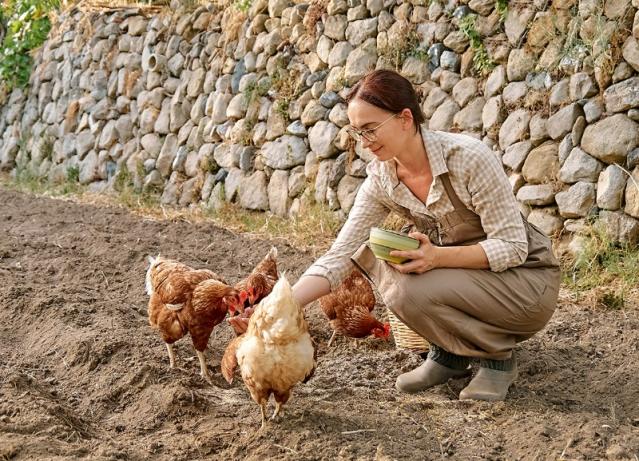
224, 275, 316, 428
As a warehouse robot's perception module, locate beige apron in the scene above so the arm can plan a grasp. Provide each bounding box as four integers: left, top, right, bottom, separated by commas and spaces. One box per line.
351, 173, 561, 360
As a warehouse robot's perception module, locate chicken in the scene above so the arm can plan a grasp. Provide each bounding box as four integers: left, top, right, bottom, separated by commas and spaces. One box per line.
146, 256, 240, 383
221, 276, 315, 429
145, 255, 227, 307
234, 246, 279, 309
318, 269, 390, 346
227, 247, 279, 336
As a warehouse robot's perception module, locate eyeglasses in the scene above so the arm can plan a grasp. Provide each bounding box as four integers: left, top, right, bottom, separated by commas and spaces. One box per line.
347, 113, 398, 143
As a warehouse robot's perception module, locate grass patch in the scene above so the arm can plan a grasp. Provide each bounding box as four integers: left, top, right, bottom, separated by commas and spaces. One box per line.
113, 163, 161, 209
378, 21, 423, 71
202, 200, 342, 252
274, 99, 290, 122
232, 0, 251, 13
3, 162, 159, 212
60, 165, 83, 194
243, 78, 269, 104
554, 4, 632, 84
303, 0, 328, 37
66, 165, 79, 183
0, 168, 342, 254
220, 0, 248, 48
12, 167, 48, 193
562, 225, 639, 310
271, 64, 304, 123
10, 164, 85, 196
495, 0, 508, 23
459, 14, 495, 76
239, 78, 268, 145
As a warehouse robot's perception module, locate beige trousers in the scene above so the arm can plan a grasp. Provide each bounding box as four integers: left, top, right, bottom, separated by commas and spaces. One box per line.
352, 244, 560, 360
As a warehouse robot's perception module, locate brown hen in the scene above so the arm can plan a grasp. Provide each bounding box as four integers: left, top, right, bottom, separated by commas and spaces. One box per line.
234, 246, 279, 309
146, 256, 240, 383
319, 269, 390, 346
145, 256, 227, 306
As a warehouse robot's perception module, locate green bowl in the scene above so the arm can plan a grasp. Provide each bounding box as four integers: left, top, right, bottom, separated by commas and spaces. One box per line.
369, 242, 409, 264
369, 227, 419, 264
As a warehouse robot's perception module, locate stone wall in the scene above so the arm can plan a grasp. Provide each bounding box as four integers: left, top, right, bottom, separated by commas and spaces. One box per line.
1, 0, 639, 243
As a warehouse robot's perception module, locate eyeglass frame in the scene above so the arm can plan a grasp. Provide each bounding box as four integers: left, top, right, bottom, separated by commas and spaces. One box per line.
346, 112, 399, 143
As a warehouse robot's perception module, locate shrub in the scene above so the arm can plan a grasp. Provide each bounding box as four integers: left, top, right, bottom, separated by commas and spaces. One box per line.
0, 0, 60, 90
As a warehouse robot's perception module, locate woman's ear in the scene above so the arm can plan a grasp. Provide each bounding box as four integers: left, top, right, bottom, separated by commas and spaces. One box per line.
400, 108, 413, 130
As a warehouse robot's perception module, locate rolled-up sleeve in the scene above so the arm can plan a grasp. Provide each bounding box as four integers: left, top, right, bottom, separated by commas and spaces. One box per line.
466, 144, 529, 272
302, 176, 390, 289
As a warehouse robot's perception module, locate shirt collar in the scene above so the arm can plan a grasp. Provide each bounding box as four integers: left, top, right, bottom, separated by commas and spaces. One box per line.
372, 126, 449, 192
421, 127, 448, 178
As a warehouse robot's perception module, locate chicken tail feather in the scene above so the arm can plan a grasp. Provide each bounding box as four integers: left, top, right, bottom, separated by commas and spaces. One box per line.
303, 337, 318, 383
221, 335, 242, 384
145, 254, 160, 296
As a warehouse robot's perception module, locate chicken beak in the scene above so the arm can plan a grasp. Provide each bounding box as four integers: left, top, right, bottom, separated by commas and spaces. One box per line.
235, 295, 245, 314
383, 323, 391, 339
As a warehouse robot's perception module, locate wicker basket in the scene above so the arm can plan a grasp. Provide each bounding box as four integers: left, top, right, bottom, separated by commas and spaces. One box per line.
387, 309, 429, 353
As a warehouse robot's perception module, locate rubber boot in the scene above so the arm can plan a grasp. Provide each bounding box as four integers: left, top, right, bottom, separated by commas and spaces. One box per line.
459, 359, 518, 401
395, 358, 471, 394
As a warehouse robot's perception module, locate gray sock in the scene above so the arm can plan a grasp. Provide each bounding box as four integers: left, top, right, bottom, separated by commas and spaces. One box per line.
428, 344, 470, 370
480, 355, 515, 371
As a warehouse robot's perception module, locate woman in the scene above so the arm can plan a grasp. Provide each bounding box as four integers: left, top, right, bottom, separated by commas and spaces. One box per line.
233, 69, 560, 401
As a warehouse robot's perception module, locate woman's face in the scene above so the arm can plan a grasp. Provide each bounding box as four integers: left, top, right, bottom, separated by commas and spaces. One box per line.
347, 98, 411, 162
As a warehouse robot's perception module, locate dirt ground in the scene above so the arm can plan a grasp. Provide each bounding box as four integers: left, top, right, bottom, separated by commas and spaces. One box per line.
0, 186, 638, 461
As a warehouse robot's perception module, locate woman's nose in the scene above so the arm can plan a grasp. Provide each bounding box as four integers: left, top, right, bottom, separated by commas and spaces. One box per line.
361, 137, 373, 149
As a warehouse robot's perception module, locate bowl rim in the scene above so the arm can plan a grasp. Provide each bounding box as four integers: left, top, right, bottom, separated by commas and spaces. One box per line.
370, 227, 419, 247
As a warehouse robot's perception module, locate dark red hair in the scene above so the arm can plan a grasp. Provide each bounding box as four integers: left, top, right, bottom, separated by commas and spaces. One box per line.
345, 69, 425, 132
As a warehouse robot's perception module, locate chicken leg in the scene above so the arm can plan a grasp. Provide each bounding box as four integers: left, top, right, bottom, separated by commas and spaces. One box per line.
272, 390, 289, 421
260, 401, 268, 430
166, 343, 177, 368
327, 330, 337, 347
271, 401, 283, 420
196, 350, 213, 384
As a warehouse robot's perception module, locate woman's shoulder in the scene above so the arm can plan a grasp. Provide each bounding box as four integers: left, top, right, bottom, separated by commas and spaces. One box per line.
365, 157, 391, 179
427, 130, 497, 166
423, 129, 503, 185
429, 130, 490, 155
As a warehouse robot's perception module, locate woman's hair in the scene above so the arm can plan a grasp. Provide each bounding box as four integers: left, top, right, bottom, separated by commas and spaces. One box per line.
345, 69, 425, 132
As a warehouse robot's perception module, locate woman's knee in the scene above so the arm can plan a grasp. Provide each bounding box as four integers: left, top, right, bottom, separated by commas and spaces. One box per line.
514, 278, 559, 331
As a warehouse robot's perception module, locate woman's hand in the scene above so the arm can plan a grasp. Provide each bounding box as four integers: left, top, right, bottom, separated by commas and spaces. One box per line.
229, 306, 255, 335
228, 315, 249, 335
388, 231, 441, 274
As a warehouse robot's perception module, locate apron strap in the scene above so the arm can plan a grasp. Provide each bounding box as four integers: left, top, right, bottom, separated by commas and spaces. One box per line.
440, 173, 467, 211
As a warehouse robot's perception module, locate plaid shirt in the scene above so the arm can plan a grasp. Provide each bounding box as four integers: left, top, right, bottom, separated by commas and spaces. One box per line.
303, 127, 529, 289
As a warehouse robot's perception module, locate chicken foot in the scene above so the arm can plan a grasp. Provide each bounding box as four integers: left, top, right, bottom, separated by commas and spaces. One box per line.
196, 350, 213, 384
326, 332, 361, 348
166, 343, 177, 368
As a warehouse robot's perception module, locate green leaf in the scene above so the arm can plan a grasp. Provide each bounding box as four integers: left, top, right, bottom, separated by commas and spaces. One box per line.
0, 0, 58, 90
